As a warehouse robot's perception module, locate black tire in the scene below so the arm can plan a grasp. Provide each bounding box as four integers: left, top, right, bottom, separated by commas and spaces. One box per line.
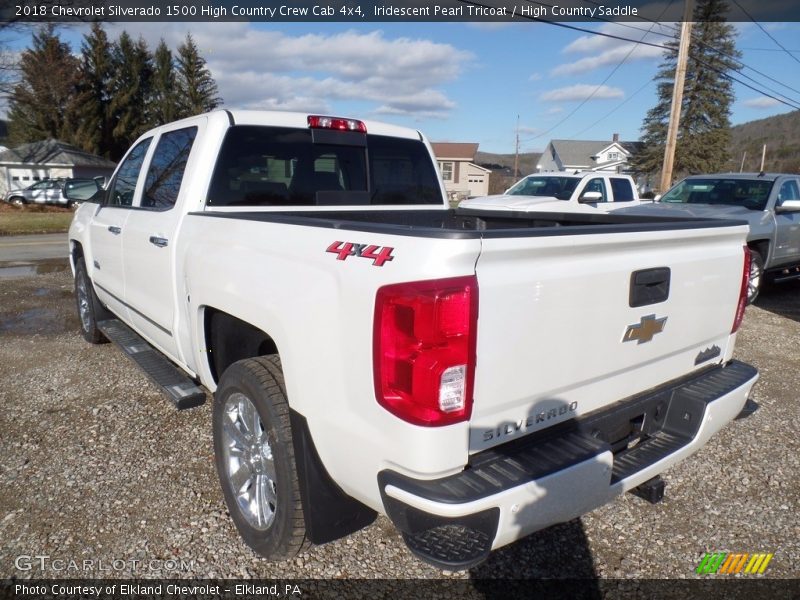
213, 355, 309, 560
74, 257, 111, 344
8, 196, 25, 206
747, 249, 764, 305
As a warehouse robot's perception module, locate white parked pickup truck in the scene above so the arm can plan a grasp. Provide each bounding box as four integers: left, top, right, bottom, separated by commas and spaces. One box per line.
68, 110, 758, 570
459, 171, 648, 213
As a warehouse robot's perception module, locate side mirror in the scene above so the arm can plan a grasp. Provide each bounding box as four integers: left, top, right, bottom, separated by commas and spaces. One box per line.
776, 199, 800, 213
654, 194, 662, 202
579, 191, 603, 203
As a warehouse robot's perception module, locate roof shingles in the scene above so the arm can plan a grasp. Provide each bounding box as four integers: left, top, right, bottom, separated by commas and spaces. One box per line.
0, 139, 115, 168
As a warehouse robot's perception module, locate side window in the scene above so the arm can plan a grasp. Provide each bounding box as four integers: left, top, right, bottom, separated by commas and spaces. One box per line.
610, 177, 635, 201
778, 180, 800, 203
108, 138, 152, 207
141, 127, 198, 210
581, 177, 608, 202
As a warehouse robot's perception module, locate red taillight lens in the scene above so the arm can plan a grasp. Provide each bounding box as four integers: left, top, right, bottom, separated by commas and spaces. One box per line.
732, 246, 751, 333
308, 115, 367, 133
374, 276, 478, 426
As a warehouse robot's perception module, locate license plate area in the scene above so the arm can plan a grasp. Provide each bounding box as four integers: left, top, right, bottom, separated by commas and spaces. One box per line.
578, 384, 706, 458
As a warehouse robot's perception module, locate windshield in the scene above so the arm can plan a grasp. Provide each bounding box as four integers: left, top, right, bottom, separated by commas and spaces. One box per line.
661, 178, 774, 211
506, 176, 580, 200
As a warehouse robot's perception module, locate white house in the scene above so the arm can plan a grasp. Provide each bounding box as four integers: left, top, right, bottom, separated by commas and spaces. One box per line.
0, 139, 116, 197
537, 134, 643, 174
431, 142, 491, 202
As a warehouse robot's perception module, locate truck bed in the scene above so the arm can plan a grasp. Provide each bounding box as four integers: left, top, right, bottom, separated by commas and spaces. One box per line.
192, 207, 746, 238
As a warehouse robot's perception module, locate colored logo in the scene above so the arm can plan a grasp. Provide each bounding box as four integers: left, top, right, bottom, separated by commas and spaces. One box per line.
622, 314, 667, 344
696, 552, 774, 575
326, 241, 395, 267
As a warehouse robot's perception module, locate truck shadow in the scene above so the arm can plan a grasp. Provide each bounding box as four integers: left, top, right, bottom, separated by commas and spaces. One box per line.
755, 279, 800, 323
469, 519, 601, 596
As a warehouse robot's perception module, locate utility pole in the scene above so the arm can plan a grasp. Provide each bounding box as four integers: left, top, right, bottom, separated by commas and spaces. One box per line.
760, 144, 767, 172
659, 0, 694, 193
514, 115, 520, 178
740, 151, 746, 173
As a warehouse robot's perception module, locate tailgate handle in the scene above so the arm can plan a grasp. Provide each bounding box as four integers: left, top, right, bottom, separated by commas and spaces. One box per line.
630, 267, 670, 307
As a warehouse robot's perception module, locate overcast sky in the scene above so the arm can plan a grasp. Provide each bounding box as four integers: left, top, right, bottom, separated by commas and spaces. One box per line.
6, 20, 800, 153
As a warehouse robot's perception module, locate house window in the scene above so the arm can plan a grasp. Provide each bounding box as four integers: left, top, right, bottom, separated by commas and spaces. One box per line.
439, 161, 454, 182
608, 152, 620, 161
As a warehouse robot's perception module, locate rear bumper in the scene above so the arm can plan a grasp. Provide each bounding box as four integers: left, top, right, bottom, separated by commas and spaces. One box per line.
379, 360, 759, 569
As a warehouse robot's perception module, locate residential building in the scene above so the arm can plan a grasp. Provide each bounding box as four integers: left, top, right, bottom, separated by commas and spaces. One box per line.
431, 142, 491, 202
537, 134, 643, 174
0, 139, 116, 197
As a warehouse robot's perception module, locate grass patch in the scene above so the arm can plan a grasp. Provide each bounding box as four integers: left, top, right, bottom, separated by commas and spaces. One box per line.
0, 211, 74, 235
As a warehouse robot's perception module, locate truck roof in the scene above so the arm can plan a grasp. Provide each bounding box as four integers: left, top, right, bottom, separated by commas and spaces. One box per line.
679, 172, 787, 182
173, 109, 424, 141
521, 171, 633, 179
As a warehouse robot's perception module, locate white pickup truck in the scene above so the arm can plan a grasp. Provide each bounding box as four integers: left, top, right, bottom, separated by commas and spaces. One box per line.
68, 110, 758, 570
459, 171, 648, 213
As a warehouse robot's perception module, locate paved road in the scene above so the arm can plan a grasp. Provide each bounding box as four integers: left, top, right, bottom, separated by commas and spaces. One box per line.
0, 233, 68, 262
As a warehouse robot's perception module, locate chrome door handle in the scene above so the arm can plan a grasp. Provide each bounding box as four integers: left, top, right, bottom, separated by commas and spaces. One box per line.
149, 236, 169, 248
108, 226, 122, 235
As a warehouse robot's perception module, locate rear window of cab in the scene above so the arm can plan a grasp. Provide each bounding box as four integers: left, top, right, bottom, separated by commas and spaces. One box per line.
207, 126, 442, 207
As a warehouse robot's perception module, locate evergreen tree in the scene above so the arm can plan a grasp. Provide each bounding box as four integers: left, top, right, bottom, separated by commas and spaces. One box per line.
74, 23, 114, 157
108, 32, 153, 160
8, 25, 82, 145
151, 39, 178, 126
630, 0, 740, 181
175, 33, 221, 118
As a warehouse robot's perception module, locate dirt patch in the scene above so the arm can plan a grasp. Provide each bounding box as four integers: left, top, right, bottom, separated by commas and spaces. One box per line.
0, 267, 797, 581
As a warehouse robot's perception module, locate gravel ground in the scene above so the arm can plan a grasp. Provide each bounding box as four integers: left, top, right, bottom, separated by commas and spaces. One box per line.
0, 261, 798, 581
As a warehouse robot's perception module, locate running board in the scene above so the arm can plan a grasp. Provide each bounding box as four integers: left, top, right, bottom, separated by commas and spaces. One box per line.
98, 319, 206, 410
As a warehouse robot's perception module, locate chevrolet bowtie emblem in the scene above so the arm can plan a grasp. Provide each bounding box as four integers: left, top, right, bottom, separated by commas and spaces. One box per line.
623, 314, 667, 344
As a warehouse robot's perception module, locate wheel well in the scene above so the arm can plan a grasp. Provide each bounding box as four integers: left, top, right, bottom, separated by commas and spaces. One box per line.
203, 308, 278, 384
71, 241, 84, 262
748, 240, 769, 262
70, 241, 84, 271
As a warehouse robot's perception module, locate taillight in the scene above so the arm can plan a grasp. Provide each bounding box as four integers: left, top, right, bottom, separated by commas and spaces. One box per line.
373, 276, 478, 427
308, 115, 367, 133
732, 246, 751, 333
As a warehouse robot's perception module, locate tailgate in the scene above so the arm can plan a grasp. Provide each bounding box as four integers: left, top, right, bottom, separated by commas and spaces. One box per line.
470, 224, 748, 452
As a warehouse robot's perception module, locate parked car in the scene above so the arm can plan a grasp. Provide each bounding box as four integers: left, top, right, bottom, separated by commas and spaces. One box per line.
68, 110, 757, 570
617, 172, 800, 303
5, 178, 101, 207
458, 172, 649, 213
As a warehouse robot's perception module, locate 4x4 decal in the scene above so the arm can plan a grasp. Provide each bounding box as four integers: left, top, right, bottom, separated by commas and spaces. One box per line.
326, 241, 395, 267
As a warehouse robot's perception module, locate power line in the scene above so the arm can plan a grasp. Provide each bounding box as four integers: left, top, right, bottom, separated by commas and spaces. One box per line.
566, 79, 655, 139
730, 0, 800, 66
688, 48, 800, 110
684, 21, 800, 100
517, 21, 664, 143
457, 0, 800, 138
577, 0, 800, 100
514, 7, 800, 111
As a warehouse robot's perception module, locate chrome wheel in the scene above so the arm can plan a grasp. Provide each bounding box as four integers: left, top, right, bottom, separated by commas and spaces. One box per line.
76, 275, 91, 332
221, 392, 277, 530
